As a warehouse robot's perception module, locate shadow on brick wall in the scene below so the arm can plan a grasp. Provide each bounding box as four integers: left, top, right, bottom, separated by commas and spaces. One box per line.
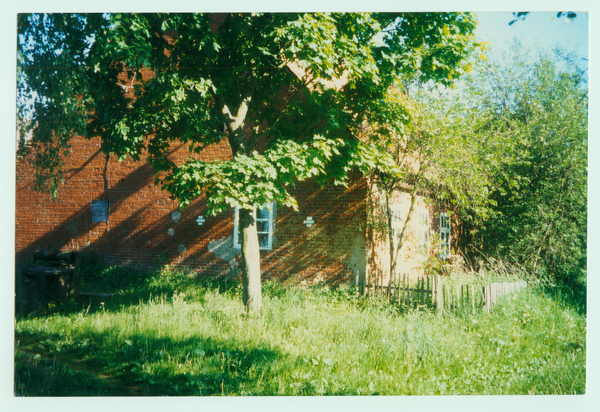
16, 145, 368, 286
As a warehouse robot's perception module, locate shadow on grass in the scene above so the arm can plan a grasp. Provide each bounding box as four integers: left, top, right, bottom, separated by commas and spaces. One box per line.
15, 327, 281, 396
14, 263, 285, 396
17, 262, 241, 318
15, 347, 139, 396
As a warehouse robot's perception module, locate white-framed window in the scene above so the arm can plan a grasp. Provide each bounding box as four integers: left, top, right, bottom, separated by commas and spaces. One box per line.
439, 212, 451, 259
416, 211, 429, 255
234, 202, 274, 250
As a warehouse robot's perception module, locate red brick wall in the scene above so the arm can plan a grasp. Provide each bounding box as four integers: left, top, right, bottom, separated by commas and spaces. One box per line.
15, 136, 368, 285
261, 175, 367, 285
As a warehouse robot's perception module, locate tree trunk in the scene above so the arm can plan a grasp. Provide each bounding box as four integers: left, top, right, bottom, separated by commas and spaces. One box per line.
214, 80, 262, 314
239, 207, 262, 314
386, 191, 395, 286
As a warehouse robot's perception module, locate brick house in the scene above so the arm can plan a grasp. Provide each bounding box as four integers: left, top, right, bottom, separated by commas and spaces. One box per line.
15, 16, 455, 287
15, 133, 454, 287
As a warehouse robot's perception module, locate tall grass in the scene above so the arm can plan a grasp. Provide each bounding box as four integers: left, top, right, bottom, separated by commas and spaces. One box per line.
15, 266, 586, 396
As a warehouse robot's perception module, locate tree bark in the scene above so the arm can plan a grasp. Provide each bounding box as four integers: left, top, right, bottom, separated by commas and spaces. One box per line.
239, 207, 262, 314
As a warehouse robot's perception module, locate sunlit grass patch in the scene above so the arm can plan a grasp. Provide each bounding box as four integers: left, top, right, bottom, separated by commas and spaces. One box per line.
15, 267, 586, 396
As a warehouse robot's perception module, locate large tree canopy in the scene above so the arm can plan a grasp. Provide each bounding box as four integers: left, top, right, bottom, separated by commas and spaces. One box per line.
17, 12, 482, 312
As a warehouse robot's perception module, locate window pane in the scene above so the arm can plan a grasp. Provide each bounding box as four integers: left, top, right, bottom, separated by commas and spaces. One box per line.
258, 234, 270, 248
257, 220, 269, 233
235, 202, 274, 250
257, 206, 271, 220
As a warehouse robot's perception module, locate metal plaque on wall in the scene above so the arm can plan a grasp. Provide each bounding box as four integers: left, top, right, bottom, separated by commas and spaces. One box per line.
91, 200, 109, 223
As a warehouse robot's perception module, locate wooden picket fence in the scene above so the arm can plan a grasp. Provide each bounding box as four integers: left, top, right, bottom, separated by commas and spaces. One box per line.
364, 270, 528, 313
481, 281, 529, 313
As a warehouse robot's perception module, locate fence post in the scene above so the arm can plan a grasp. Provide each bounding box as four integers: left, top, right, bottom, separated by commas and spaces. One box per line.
483, 283, 490, 312
427, 276, 431, 308
400, 274, 404, 305
374, 270, 377, 297
372, 270, 376, 298
408, 276, 412, 306
483, 285, 487, 313
416, 277, 419, 306
431, 276, 436, 307
398, 274, 402, 306
386, 272, 391, 301
442, 285, 450, 309
371, 270, 375, 298
437, 277, 444, 312
405, 274, 408, 305
404, 274, 408, 306
370, 270, 374, 298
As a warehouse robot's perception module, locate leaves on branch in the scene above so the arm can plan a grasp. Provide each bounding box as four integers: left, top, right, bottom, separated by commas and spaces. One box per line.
17, 12, 480, 209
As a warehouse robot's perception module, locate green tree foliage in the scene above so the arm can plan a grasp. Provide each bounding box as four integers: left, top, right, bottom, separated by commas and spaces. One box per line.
461, 45, 588, 283
17, 12, 481, 312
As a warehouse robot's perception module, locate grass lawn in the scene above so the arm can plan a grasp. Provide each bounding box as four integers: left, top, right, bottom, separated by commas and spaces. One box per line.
14, 266, 586, 396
